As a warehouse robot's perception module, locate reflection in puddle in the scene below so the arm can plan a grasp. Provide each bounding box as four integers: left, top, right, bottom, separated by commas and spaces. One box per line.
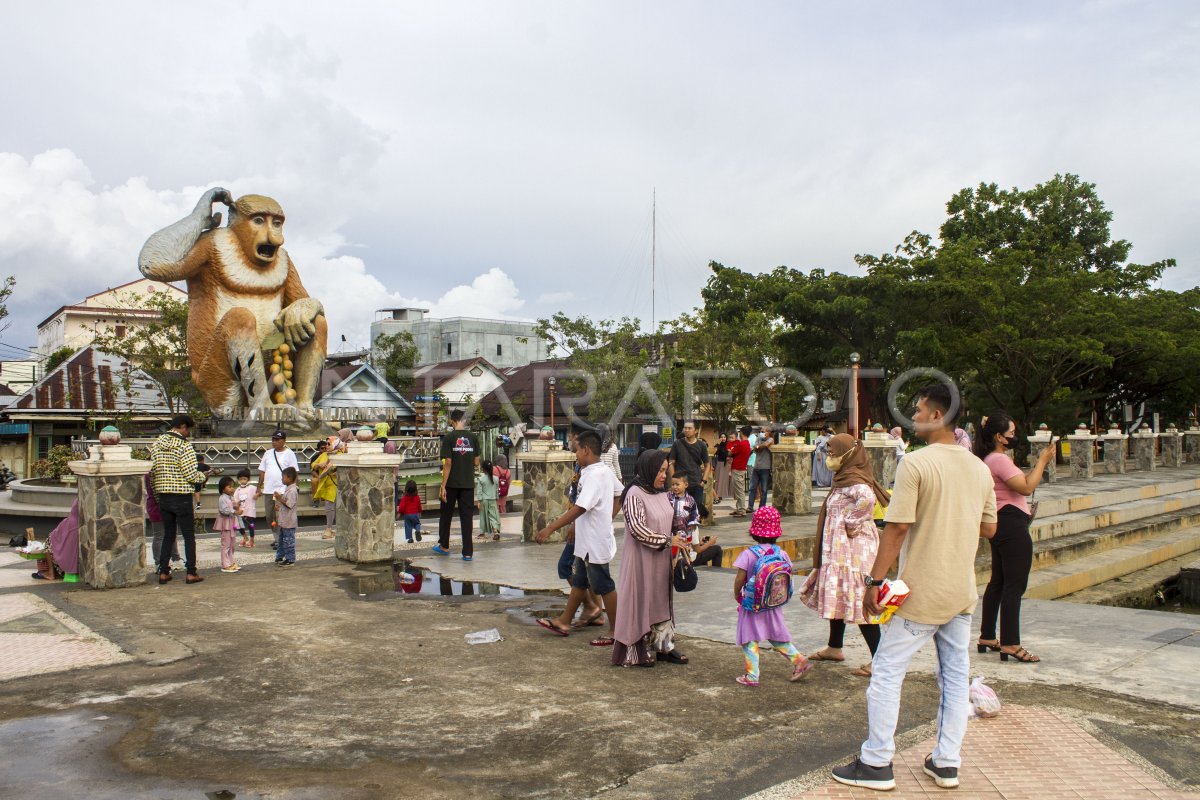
346, 559, 539, 600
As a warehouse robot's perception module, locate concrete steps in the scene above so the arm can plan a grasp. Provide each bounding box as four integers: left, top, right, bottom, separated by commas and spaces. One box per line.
974, 477, 1200, 599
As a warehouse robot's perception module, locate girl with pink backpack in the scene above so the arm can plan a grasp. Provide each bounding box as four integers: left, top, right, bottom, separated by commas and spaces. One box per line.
732, 506, 812, 687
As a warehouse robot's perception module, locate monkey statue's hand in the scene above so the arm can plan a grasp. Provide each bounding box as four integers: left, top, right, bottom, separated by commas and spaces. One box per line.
193, 187, 233, 232
274, 298, 324, 351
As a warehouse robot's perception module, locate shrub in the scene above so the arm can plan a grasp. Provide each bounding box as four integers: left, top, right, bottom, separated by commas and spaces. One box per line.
31, 445, 84, 481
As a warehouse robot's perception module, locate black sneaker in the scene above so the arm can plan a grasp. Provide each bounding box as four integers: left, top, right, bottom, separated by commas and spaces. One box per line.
279, 560, 294, 567
923, 755, 959, 789
831, 757, 896, 791
275, 557, 284, 564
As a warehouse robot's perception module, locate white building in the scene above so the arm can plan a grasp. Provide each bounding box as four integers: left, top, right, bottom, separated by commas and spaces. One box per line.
411, 357, 507, 408
36, 278, 187, 356
370, 308, 548, 369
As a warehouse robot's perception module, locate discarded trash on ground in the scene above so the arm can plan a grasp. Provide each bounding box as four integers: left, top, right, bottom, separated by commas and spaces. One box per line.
465, 628, 503, 645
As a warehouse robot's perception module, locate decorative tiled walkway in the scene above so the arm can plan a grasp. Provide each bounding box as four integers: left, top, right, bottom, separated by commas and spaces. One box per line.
0, 593, 130, 681
798, 705, 1187, 799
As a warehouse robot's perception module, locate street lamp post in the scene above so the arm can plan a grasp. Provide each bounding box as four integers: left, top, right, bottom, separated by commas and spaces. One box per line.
548, 376, 556, 432
849, 352, 861, 438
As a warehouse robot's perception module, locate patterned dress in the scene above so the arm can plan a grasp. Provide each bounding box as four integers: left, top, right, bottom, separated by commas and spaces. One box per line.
799, 483, 878, 624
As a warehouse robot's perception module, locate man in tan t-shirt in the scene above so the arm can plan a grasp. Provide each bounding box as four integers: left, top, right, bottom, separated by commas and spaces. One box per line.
833, 383, 997, 793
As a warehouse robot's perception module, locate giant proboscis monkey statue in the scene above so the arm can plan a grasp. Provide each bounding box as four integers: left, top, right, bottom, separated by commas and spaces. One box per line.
138, 188, 327, 421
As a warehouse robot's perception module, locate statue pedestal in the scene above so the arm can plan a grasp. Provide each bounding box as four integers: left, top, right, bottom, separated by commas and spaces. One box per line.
1027, 432, 1057, 483
517, 440, 577, 543
1161, 430, 1184, 468
863, 432, 898, 488
69, 445, 151, 589
1102, 429, 1128, 474
330, 441, 404, 563
1068, 432, 1097, 479
1132, 431, 1157, 472
770, 439, 815, 515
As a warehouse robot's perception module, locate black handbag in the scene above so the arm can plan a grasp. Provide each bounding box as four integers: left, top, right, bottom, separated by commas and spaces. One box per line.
672, 551, 698, 593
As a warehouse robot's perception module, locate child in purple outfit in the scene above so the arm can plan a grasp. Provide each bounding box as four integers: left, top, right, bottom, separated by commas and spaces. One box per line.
732, 505, 812, 687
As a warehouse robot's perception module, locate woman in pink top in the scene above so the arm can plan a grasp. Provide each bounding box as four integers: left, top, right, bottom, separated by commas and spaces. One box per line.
972, 412, 1056, 664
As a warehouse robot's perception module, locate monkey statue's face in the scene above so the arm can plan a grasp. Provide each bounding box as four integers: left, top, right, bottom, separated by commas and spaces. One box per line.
233, 212, 285, 267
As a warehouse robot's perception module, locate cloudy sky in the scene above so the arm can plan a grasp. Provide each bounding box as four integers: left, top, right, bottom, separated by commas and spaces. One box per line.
1, 1, 1197, 357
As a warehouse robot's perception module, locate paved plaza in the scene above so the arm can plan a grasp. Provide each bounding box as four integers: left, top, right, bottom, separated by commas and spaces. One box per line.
0, 478, 1195, 798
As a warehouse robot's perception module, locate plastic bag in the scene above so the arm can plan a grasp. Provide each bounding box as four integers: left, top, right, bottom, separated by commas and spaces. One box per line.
969, 676, 1001, 718
464, 629, 503, 645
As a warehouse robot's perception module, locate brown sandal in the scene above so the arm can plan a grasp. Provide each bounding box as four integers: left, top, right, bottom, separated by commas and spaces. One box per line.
851, 663, 873, 677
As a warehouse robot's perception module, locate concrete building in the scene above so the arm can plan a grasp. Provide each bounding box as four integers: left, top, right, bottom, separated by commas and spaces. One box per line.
36, 278, 187, 357
370, 308, 548, 369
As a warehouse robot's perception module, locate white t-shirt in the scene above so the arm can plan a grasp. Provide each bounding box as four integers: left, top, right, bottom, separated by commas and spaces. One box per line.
601, 444, 624, 494
573, 461, 619, 564
258, 447, 299, 494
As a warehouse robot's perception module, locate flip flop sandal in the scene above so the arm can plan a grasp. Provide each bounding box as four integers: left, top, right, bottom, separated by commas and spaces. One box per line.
659, 650, 688, 664
492, 534, 501, 541
790, 661, 814, 681
735, 675, 759, 687
1000, 647, 1041, 663
589, 637, 615, 647
807, 651, 845, 662
536, 618, 570, 637
851, 664, 873, 678
571, 611, 605, 629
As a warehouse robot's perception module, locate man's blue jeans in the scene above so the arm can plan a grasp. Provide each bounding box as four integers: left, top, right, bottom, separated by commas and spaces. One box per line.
861, 613, 972, 769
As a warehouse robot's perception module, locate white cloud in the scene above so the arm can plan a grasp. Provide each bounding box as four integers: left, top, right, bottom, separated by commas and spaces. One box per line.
428, 268, 525, 320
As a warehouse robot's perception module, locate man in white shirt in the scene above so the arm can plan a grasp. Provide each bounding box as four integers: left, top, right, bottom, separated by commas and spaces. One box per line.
256, 430, 299, 548
534, 430, 620, 645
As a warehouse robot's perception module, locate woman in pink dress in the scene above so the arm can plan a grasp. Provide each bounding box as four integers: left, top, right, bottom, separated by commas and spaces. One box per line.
799, 433, 891, 677
613, 450, 687, 667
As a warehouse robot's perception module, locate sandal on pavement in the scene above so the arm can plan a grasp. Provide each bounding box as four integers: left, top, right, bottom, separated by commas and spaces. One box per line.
659, 650, 688, 664
1001, 646, 1041, 663
493, 533, 501, 541
976, 639, 1001, 653
808, 650, 845, 662
536, 618, 570, 637
571, 611, 605, 629
791, 660, 814, 682
589, 636, 615, 647
735, 675, 759, 687
851, 663, 873, 678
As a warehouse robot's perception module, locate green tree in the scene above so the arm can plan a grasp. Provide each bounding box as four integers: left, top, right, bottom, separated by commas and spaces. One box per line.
371, 331, 419, 392
0, 276, 14, 337
91, 292, 205, 415
44, 345, 77, 373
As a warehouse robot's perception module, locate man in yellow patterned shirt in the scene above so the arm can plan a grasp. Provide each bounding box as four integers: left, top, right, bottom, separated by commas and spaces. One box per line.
150, 414, 208, 585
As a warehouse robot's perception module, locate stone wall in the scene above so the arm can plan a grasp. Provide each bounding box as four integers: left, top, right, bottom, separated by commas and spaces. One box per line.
76, 473, 147, 588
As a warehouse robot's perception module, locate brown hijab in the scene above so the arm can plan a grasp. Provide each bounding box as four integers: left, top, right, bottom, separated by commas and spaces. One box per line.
813, 434, 891, 568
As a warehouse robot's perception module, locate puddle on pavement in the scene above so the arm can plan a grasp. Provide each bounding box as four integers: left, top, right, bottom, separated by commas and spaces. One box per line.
342, 559, 556, 601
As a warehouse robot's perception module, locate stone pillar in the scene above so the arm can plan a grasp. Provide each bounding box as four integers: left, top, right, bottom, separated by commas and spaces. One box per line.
68, 444, 151, 589
1132, 430, 1157, 472
1161, 426, 1184, 468
1068, 427, 1097, 479
516, 439, 576, 543
863, 431, 898, 488
1185, 427, 1200, 464
769, 438, 816, 515
1027, 428, 1057, 483
1101, 428, 1127, 474
330, 440, 405, 563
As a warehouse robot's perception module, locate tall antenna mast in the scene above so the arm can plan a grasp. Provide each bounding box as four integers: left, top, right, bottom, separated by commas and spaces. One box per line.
651, 187, 656, 331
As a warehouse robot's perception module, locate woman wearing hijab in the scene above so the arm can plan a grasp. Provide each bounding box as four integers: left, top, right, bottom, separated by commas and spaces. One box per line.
613, 450, 688, 667
713, 433, 731, 502
637, 430, 662, 459
799, 433, 891, 677
494, 454, 511, 513
312, 436, 344, 540
812, 427, 834, 488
